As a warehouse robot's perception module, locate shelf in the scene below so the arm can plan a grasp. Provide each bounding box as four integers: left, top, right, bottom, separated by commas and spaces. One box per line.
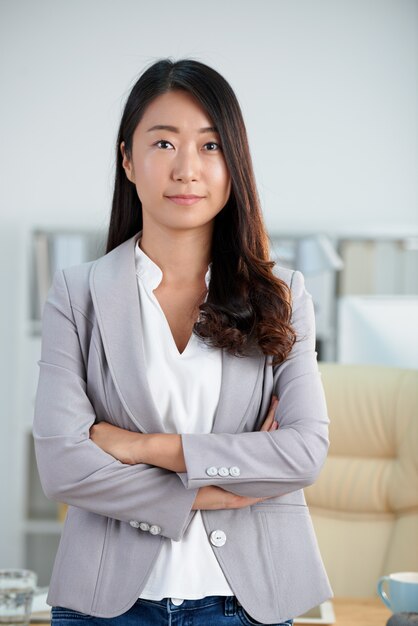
22, 335, 42, 431
23, 520, 63, 534
25, 533, 61, 587
28, 319, 42, 336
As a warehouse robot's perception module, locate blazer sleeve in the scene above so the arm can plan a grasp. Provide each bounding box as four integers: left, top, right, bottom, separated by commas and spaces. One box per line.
178, 270, 330, 498
32, 269, 198, 542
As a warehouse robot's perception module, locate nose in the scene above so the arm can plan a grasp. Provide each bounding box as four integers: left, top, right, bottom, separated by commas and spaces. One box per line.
171, 146, 200, 183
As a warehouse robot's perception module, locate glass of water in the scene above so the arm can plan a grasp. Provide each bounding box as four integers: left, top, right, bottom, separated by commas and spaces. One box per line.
0, 570, 38, 626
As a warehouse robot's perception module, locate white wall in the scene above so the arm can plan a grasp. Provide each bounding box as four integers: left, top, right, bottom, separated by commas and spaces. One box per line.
1, 0, 417, 234
0, 0, 417, 565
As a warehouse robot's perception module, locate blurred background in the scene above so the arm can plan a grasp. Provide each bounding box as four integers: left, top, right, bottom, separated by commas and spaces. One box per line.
0, 0, 417, 604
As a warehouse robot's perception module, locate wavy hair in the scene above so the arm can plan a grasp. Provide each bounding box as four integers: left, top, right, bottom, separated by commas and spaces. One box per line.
106, 58, 296, 365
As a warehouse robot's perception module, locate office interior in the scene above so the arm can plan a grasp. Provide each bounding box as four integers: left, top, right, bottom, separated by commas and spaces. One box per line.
0, 0, 417, 621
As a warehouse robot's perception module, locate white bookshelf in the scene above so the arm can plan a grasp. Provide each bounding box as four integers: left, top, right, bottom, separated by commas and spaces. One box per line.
15, 227, 106, 586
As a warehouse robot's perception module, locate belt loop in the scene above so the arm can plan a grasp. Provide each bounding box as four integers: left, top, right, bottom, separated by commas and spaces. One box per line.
224, 596, 237, 616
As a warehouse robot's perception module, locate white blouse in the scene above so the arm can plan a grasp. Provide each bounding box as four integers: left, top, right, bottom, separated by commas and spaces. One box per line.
134, 238, 233, 603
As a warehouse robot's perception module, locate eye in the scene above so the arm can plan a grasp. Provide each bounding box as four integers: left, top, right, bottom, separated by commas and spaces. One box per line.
155, 139, 174, 150
203, 141, 221, 151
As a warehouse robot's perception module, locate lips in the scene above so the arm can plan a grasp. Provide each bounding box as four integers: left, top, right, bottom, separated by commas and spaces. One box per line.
167, 195, 204, 199
166, 194, 204, 206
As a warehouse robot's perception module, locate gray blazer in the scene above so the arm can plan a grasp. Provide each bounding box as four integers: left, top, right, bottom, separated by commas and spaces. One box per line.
33, 231, 333, 624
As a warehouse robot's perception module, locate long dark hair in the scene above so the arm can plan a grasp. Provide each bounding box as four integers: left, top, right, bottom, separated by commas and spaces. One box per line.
107, 58, 295, 364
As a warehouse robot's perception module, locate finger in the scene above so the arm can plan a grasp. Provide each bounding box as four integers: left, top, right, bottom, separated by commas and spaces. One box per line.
260, 412, 274, 431
260, 398, 279, 431
267, 396, 279, 419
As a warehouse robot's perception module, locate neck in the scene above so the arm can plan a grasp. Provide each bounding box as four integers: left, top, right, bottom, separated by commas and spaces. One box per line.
138, 222, 213, 286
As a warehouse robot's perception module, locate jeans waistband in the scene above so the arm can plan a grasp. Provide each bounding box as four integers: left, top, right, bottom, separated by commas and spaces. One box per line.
137, 595, 237, 615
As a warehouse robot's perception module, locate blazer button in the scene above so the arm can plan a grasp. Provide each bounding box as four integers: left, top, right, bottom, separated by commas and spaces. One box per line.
218, 466, 229, 477
229, 466, 241, 477
149, 525, 162, 535
206, 466, 218, 477
139, 522, 150, 532
129, 520, 140, 528
210, 530, 226, 547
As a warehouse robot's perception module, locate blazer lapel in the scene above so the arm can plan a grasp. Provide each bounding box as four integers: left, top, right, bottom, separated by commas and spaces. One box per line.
90, 230, 265, 435
90, 231, 163, 433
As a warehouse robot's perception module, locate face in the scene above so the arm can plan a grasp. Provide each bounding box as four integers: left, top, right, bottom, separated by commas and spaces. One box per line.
120, 89, 231, 234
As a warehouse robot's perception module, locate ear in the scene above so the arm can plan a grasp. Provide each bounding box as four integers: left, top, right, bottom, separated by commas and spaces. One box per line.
120, 141, 135, 183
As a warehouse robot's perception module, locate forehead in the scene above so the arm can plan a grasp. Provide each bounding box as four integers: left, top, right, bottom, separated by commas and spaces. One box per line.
137, 90, 214, 131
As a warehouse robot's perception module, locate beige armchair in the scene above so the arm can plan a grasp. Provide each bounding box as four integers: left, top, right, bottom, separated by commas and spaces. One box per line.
304, 363, 418, 597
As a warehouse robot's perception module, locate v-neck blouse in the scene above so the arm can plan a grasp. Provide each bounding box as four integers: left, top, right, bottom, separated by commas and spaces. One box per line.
134, 238, 233, 601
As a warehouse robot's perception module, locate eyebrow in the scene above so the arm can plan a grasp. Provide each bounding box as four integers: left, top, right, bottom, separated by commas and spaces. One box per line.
146, 124, 218, 134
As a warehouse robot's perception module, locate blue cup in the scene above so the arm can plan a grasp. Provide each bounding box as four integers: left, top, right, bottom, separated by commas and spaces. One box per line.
377, 572, 418, 613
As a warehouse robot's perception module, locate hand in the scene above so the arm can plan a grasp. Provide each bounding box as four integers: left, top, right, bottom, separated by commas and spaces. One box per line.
259, 395, 279, 432
89, 421, 144, 465
192, 395, 280, 511
192, 485, 269, 510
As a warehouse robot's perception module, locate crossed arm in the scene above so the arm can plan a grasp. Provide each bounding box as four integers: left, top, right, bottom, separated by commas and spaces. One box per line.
34, 267, 329, 536
89, 397, 280, 510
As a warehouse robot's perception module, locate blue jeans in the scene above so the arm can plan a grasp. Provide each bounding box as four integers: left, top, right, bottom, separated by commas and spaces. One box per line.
51, 596, 294, 625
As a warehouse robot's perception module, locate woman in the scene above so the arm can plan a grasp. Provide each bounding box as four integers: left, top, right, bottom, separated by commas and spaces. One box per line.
33, 58, 333, 626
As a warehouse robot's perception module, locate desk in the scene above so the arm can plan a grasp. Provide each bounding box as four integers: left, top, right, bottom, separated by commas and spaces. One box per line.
33, 598, 392, 625
331, 597, 391, 625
